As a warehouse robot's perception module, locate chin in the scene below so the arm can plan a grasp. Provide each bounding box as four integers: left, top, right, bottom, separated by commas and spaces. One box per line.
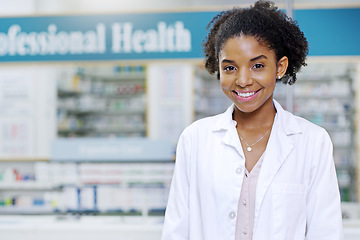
234, 104, 258, 113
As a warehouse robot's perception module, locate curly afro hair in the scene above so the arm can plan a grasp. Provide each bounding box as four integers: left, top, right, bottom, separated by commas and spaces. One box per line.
202, 0, 309, 85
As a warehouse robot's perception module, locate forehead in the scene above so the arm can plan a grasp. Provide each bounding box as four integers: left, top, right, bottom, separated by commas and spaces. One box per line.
219, 35, 276, 60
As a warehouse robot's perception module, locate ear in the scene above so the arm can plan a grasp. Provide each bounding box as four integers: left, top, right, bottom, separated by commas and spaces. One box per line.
276, 56, 288, 78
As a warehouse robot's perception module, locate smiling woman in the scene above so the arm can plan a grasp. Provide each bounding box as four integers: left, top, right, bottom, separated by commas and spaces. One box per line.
162, 1, 344, 240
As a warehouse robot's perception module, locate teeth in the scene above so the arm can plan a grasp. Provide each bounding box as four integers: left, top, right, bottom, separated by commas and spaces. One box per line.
235, 91, 255, 97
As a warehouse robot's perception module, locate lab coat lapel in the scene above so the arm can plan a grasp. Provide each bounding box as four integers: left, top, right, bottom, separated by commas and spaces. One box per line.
254, 100, 300, 228
221, 125, 244, 158
213, 104, 245, 158
255, 126, 294, 216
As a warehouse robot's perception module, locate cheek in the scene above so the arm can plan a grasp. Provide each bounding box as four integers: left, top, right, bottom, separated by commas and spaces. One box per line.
263, 76, 276, 88
219, 76, 232, 91
270, 79, 277, 88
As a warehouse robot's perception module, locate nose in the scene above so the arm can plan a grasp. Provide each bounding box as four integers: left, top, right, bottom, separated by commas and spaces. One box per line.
235, 69, 253, 87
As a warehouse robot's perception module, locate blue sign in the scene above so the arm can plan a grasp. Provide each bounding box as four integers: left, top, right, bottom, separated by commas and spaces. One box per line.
0, 8, 359, 62
295, 8, 360, 56
0, 12, 211, 62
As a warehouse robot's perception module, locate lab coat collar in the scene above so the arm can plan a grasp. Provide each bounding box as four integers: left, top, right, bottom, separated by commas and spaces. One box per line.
272, 99, 302, 136
212, 103, 237, 132
212, 99, 302, 136
212, 103, 242, 157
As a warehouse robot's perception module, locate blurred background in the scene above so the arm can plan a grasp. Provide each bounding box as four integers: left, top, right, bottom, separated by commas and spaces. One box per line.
0, 0, 359, 239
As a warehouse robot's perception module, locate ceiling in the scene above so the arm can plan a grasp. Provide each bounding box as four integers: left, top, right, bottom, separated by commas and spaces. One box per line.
0, 0, 359, 16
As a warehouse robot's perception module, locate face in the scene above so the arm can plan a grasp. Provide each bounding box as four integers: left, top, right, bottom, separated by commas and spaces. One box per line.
219, 35, 288, 114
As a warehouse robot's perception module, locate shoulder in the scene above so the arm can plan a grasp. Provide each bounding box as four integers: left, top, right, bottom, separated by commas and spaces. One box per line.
283, 111, 333, 149
278, 111, 334, 171
294, 115, 330, 139
275, 102, 333, 151
175, 113, 224, 160
185, 104, 234, 135
275, 100, 330, 142
178, 105, 235, 144
294, 115, 328, 135
182, 113, 223, 137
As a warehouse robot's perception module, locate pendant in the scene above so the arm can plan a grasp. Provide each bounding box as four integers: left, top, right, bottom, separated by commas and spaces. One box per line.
247, 146, 252, 152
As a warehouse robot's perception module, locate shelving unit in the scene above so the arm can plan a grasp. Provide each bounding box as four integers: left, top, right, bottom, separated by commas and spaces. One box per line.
0, 160, 173, 216
0, 63, 175, 216
57, 65, 147, 138
194, 65, 232, 120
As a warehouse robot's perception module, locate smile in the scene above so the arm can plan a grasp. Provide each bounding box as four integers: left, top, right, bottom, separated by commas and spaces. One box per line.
234, 91, 256, 97
233, 89, 261, 102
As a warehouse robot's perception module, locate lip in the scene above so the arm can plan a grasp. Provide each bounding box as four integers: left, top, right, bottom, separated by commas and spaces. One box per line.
232, 89, 261, 102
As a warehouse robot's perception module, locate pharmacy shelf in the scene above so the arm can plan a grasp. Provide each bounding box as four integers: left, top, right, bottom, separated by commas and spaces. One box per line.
295, 77, 352, 82
276, 95, 353, 101
0, 182, 59, 191
57, 108, 145, 115
58, 91, 145, 98
0, 207, 165, 216
293, 95, 353, 100
0, 158, 49, 162
295, 112, 353, 116
0, 207, 55, 215
80, 73, 146, 82
58, 126, 146, 135
57, 65, 147, 138
291, 64, 356, 201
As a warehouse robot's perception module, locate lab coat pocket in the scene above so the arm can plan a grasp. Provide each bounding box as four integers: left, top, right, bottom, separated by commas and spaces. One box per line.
272, 183, 307, 240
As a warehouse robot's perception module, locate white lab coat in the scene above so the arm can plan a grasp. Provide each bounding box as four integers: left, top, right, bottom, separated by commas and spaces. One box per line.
162, 100, 343, 240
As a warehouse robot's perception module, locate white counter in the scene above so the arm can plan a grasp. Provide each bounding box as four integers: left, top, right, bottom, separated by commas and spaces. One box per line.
343, 219, 360, 240
0, 215, 359, 240
0, 216, 163, 240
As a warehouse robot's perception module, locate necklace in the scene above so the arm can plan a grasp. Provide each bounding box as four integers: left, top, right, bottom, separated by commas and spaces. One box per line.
238, 128, 271, 152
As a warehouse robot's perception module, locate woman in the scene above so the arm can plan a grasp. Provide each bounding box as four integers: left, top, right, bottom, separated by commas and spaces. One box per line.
161, 1, 343, 239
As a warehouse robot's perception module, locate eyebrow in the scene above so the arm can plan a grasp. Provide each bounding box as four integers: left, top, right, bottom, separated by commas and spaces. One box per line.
220, 55, 268, 64
220, 59, 235, 64
250, 55, 267, 61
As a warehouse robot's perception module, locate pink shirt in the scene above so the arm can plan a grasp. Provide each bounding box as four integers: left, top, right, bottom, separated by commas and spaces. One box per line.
235, 152, 265, 240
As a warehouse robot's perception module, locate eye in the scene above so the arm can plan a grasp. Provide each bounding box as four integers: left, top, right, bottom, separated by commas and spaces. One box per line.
252, 63, 264, 69
224, 65, 236, 72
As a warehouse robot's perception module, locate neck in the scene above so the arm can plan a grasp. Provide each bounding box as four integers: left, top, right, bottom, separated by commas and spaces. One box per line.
233, 98, 276, 130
